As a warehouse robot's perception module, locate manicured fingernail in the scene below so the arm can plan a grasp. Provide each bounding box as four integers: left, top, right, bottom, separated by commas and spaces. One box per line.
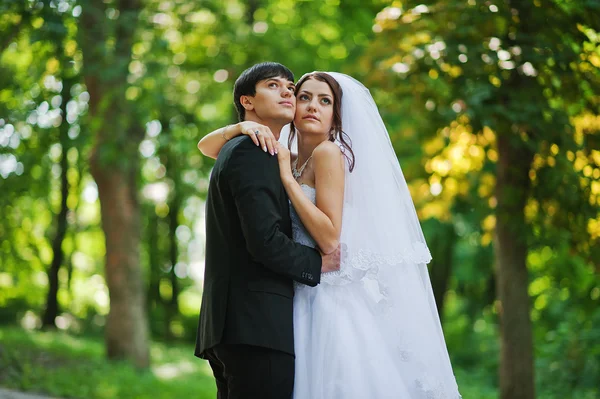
270, 150, 274, 155
263, 146, 267, 152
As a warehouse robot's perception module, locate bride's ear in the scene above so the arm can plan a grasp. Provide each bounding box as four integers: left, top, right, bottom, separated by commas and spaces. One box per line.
240, 95, 254, 111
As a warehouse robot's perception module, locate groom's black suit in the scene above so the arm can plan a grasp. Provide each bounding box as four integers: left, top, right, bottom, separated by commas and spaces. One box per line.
195, 136, 322, 398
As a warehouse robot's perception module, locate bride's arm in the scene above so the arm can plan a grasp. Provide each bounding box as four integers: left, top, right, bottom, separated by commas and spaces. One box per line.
197, 122, 278, 159
278, 141, 344, 255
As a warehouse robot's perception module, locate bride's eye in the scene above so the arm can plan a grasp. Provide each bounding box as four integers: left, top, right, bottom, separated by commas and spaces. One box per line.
321, 98, 332, 105
299, 94, 309, 101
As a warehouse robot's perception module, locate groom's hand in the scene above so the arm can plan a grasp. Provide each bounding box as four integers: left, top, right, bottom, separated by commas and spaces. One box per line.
320, 245, 341, 273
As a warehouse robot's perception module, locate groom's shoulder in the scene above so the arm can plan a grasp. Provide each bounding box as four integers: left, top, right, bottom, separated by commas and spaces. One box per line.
219, 136, 252, 162
220, 135, 271, 170
221, 135, 248, 153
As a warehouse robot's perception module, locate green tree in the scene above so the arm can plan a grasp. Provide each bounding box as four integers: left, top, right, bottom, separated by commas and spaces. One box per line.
77, 0, 149, 367
0, 0, 87, 327
363, 1, 600, 398
36, 2, 79, 329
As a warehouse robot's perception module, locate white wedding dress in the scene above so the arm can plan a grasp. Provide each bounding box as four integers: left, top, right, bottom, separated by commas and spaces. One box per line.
290, 184, 461, 399
282, 72, 461, 399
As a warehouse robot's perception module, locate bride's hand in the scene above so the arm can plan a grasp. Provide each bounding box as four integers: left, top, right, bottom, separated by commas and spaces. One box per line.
238, 121, 277, 155
275, 143, 293, 179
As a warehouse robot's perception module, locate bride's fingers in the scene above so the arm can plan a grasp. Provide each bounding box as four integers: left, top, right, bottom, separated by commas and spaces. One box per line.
247, 128, 260, 146
274, 140, 280, 154
263, 128, 278, 155
265, 135, 276, 156
256, 130, 268, 153
257, 127, 276, 155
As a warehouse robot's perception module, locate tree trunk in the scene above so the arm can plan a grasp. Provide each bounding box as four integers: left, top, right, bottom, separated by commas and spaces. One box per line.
42, 134, 68, 328
91, 153, 149, 367
42, 72, 74, 328
168, 200, 180, 311
79, 0, 149, 368
244, 0, 260, 25
166, 194, 180, 339
494, 132, 535, 399
427, 220, 457, 321
146, 210, 162, 311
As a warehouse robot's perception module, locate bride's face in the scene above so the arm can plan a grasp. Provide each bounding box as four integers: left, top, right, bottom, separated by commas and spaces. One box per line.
293, 78, 334, 137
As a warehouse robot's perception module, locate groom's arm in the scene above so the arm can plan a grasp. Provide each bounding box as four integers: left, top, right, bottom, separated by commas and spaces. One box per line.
226, 140, 323, 286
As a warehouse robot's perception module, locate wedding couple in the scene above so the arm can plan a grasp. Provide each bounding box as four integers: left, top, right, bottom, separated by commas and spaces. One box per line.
194, 62, 461, 399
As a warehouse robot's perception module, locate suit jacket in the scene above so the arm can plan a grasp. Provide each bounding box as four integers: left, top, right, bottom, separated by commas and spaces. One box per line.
195, 135, 322, 358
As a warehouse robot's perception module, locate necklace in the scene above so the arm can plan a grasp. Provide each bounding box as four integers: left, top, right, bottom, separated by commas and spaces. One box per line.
292, 155, 313, 180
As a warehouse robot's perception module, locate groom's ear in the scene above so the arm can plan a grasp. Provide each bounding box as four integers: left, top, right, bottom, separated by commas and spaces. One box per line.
240, 95, 254, 111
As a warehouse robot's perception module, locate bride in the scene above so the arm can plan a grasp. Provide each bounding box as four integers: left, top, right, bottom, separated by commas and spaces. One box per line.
198, 72, 461, 398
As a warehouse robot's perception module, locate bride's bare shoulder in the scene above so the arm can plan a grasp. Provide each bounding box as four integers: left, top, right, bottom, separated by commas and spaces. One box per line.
313, 141, 343, 167
313, 141, 344, 175
313, 140, 342, 159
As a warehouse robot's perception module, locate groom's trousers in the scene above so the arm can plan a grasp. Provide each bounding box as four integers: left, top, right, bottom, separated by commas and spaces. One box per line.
205, 343, 295, 399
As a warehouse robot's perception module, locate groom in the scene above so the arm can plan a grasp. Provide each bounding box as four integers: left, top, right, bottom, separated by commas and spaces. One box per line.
195, 62, 341, 398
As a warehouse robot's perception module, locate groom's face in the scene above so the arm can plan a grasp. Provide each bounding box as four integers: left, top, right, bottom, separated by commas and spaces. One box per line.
242, 76, 296, 124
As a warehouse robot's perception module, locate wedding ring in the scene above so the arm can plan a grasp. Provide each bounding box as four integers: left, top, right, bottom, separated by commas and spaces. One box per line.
254, 130, 259, 135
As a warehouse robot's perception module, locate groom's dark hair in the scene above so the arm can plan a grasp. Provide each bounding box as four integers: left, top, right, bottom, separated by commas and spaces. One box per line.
233, 62, 294, 122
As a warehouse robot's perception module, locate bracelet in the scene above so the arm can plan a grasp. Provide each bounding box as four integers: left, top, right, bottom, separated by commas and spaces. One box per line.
221, 125, 232, 141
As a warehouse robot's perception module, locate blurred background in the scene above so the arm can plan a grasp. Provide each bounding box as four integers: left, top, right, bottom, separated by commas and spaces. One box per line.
0, 1, 598, 398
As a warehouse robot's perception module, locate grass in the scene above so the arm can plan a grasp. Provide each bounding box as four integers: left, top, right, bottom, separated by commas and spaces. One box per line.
0, 325, 500, 399
0, 326, 216, 399
3, 325, 595, 399
1, 326, 499, 399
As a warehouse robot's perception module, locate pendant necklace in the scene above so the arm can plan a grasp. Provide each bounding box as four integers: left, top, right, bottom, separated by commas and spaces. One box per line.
292, 155, 313, 180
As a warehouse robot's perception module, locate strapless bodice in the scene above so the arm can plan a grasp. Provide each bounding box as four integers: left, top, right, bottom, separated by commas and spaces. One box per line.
290, 184, 317, 249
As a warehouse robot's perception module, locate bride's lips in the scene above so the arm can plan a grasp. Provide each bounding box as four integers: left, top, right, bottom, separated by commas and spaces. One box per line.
302, 115, 319, 121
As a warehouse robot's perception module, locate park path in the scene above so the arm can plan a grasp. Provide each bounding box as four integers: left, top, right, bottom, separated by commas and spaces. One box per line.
0, 388, 59, 399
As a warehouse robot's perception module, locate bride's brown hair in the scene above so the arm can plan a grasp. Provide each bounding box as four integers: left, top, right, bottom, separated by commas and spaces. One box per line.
289, 72, 355, 172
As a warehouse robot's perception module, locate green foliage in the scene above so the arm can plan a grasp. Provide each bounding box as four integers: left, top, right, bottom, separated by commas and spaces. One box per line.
1, 0, 599, 395
361, 0, 600, 395
0, 327, 216, 399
